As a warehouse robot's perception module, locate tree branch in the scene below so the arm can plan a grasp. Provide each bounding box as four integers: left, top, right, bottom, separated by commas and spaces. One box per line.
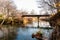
44, 1, 57, 9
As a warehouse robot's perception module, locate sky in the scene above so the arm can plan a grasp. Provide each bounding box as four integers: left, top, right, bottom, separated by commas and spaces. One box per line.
13, 0, 40, 14
12, 0, 55, 15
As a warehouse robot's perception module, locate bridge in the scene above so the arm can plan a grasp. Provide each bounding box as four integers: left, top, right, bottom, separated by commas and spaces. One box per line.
22, 15, 50, 28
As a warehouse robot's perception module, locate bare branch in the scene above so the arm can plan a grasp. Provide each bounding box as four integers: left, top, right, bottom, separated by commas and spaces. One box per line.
44, 0, 57, 9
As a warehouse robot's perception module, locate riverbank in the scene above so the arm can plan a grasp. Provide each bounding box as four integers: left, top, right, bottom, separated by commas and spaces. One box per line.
0, 14, 23, 26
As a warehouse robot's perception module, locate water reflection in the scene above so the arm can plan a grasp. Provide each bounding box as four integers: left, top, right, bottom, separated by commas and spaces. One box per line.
16, 28, 53, 40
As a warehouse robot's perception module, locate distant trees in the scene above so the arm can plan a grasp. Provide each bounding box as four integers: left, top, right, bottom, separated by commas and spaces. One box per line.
0, 0, 22, 25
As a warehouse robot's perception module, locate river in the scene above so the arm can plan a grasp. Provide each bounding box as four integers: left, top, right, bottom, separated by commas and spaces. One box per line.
15, 27, 53, 40
0, 25, 53, 40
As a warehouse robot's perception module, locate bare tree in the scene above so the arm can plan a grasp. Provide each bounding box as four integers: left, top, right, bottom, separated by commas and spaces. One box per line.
37, 0, 57, 15
0, 0, 16, 25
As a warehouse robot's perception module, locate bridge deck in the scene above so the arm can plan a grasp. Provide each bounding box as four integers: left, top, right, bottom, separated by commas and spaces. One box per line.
22, 15, 50, 17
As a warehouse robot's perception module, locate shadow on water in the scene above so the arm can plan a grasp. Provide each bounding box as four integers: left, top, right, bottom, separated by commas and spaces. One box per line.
0, 25, 17, 40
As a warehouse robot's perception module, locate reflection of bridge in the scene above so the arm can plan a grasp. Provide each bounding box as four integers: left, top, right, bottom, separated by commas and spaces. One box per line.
22, 15, 50, 28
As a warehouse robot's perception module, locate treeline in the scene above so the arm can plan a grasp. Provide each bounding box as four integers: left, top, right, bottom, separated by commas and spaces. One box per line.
0, 0, 35, 26
0, 0, 22, 25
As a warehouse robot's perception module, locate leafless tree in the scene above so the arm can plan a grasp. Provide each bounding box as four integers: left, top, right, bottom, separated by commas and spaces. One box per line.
37, 0, 57, 15
0, 0, 16, 25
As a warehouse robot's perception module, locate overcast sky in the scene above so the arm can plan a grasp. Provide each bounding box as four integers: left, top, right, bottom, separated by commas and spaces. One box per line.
13, 0, 41, 14
12, 0, 56, 15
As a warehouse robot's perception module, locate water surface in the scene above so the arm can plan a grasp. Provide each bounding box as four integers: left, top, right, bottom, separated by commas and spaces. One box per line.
15, 28, 53, 40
